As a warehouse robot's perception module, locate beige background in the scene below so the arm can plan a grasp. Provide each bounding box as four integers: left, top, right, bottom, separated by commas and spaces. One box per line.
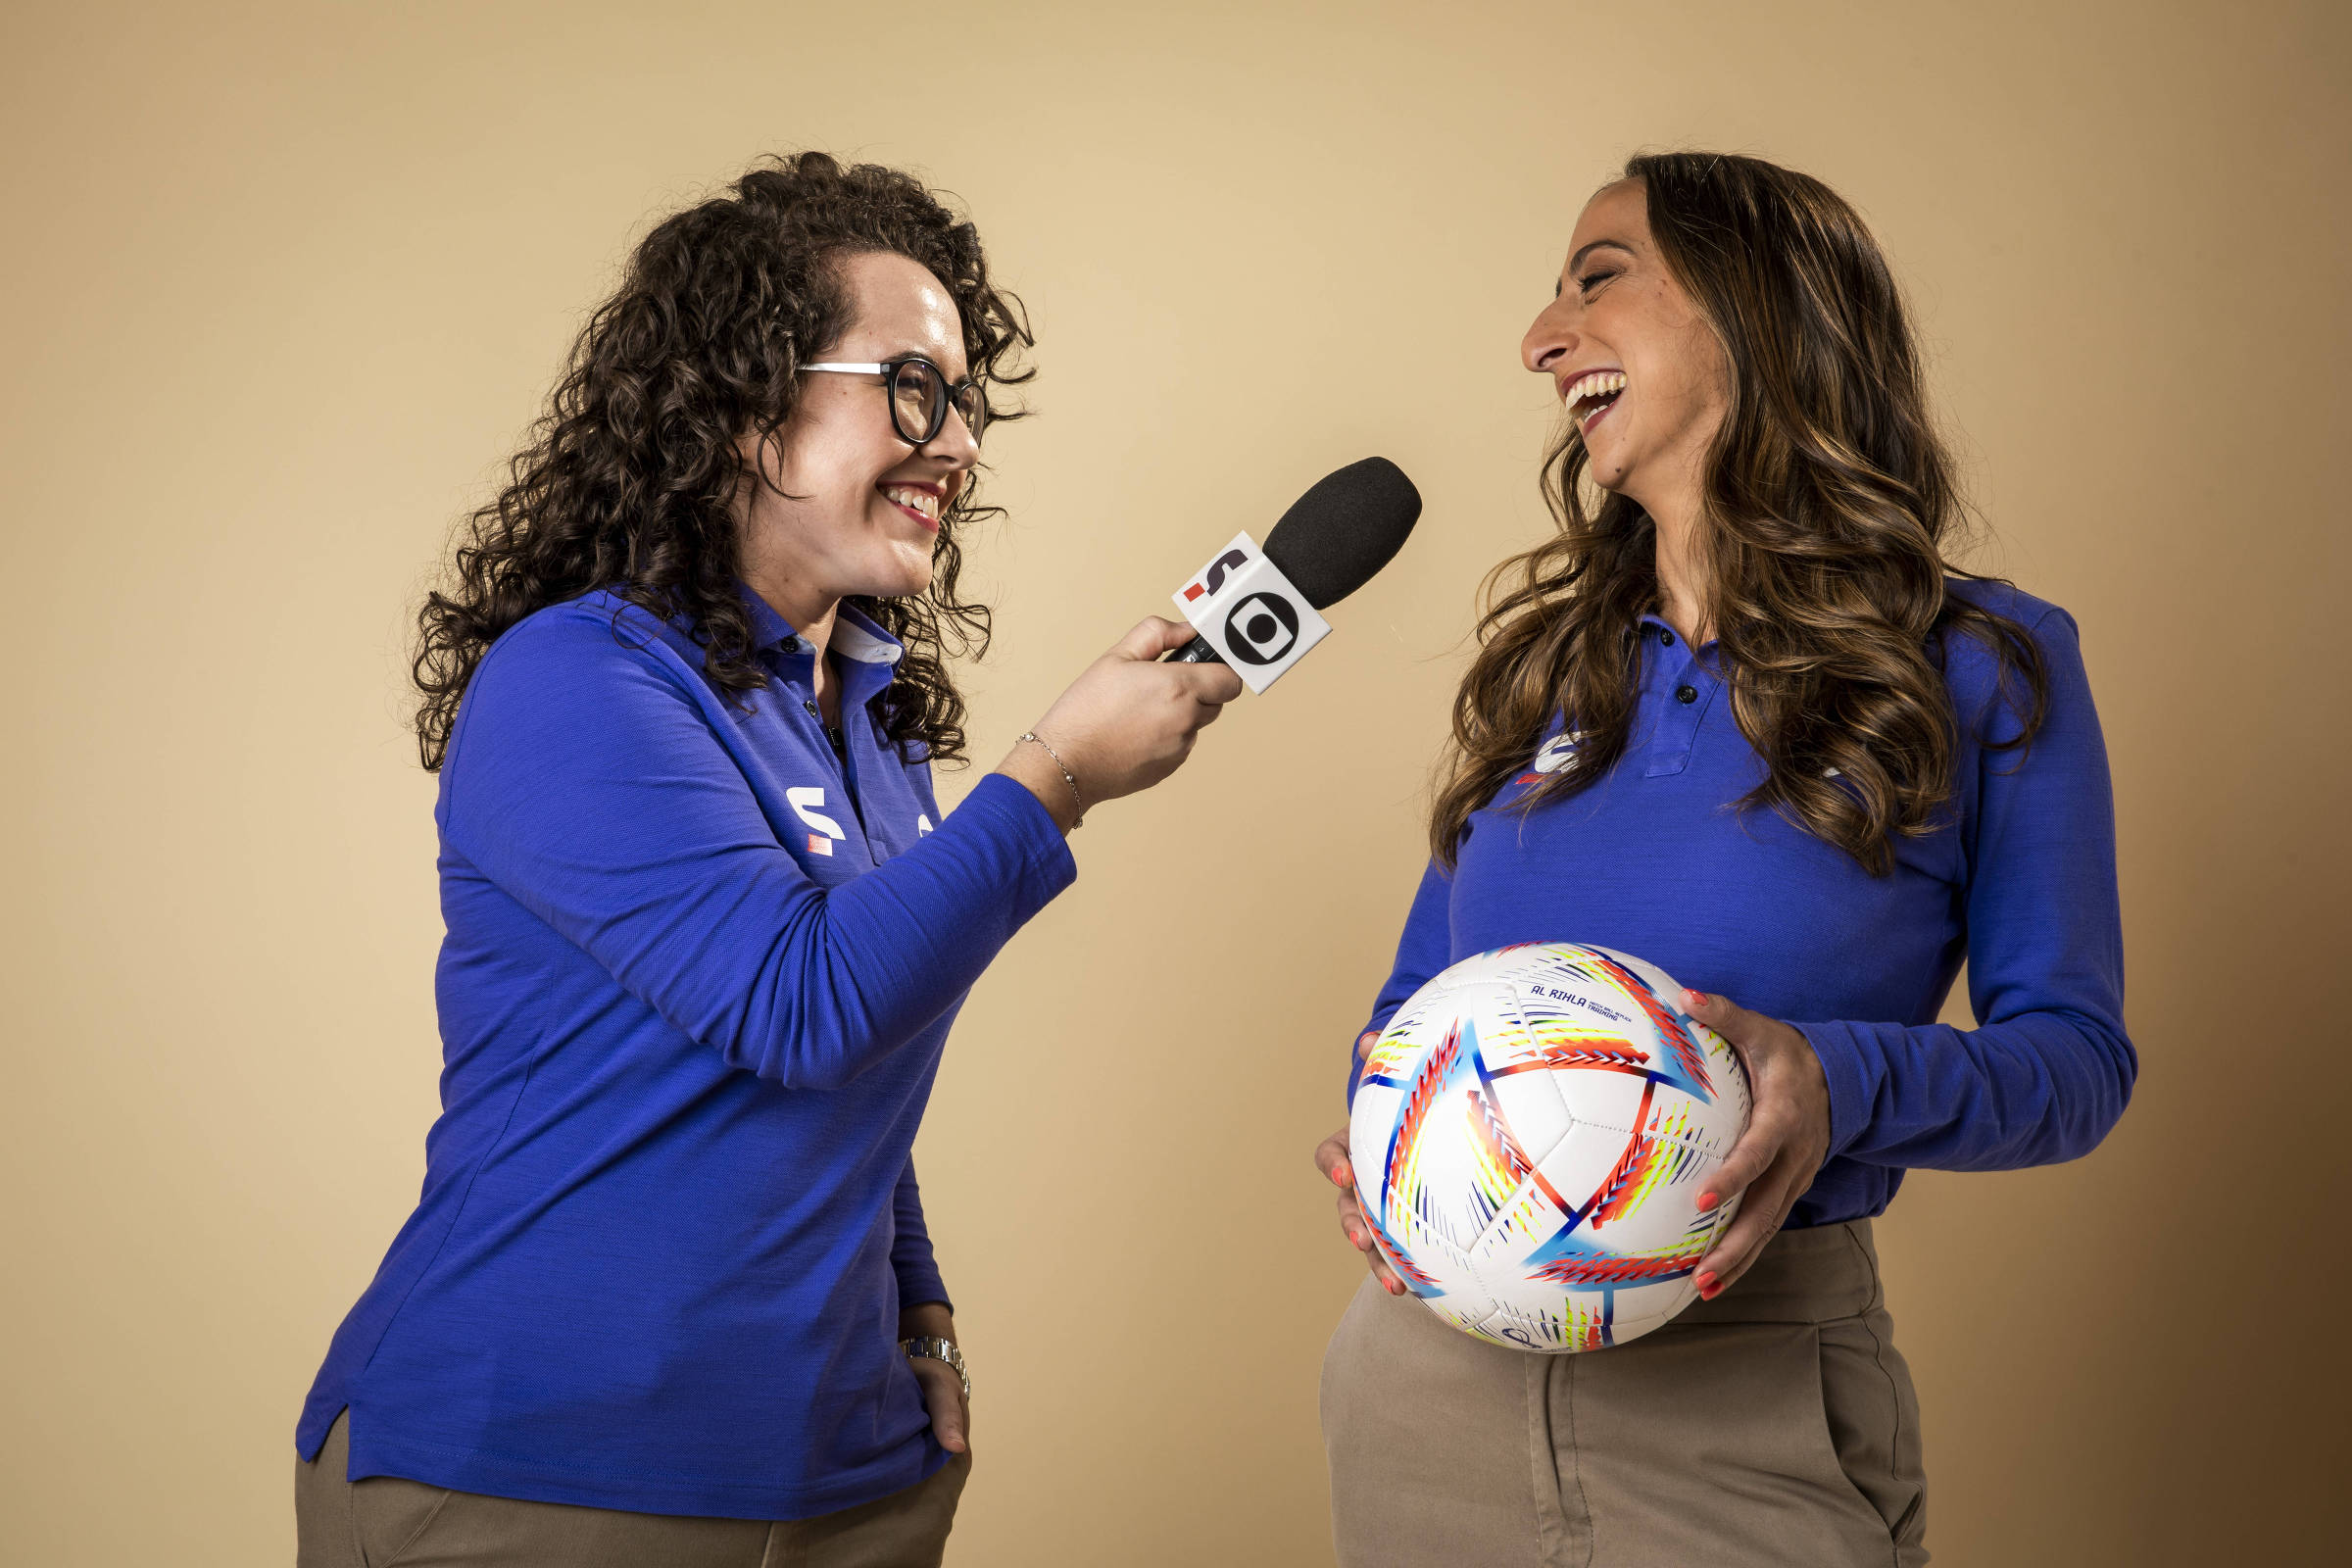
5, 1, 2346, 1562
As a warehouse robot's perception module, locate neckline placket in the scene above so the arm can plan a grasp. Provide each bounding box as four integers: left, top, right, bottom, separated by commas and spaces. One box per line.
1638, 613, 1719, 778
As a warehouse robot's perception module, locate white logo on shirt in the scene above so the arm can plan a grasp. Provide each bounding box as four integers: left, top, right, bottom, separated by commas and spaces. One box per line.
916, 813, 934, 836
788, 787, 846, 856
1531, 730, 1587, 775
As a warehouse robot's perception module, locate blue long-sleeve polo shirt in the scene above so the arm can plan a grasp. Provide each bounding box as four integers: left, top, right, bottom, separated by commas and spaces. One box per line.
1346, 580, 2133, 1226
297, 588, 1075, 1520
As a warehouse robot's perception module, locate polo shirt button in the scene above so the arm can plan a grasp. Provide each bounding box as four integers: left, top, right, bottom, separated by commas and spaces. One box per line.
1675, 684, 1697, 705
779, 636, 798, 654
1657, 627, 1674, 646
804, 700, 820, 715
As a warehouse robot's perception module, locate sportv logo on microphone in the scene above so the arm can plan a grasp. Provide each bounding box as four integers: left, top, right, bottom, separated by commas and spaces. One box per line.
1173, 532, 1330, 692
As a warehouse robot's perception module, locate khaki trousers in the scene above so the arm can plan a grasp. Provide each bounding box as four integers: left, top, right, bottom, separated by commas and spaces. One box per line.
294, 1412, 968, 1568
1321, 1219, 1927, 1568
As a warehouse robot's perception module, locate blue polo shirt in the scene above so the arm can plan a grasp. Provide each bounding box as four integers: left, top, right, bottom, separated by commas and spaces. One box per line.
297, 588, 1075, 1520
1347, 580, 2133, 1226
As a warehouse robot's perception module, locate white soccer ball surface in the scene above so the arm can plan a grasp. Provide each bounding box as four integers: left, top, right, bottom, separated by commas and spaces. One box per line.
1348, 943, 1753, 1351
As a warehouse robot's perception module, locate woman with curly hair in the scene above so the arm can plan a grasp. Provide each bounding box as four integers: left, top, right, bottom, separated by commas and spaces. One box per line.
294, 153, 1240, 1566
1314, 153, 2133, 1565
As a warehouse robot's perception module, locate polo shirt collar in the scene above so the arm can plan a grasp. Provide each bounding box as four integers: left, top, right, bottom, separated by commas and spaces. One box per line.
1635, 611, 1717, 654
830, 605, 906, 668
735, 584, 906, 669
731, 586, 782, 650
1638, 612, 1730, 677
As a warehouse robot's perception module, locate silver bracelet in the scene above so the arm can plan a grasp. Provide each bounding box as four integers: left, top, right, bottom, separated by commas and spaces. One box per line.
1018, 731, 1085, 828
900, 1335, 970, 1399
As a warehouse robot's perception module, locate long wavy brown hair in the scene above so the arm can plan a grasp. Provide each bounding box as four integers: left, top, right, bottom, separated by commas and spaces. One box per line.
411, 152, 1033, 771
1432, 151, 2046, 873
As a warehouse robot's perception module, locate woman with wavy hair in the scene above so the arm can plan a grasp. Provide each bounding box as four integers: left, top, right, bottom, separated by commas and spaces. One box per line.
293, 153, 1240, 1566
1314, 152, 2132, 1566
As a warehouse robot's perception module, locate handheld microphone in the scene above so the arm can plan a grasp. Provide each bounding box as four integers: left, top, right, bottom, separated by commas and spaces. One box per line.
1166, 457, 1422, 692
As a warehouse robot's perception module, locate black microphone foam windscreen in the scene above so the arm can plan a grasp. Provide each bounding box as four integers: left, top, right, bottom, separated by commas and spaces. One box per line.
1260, 458, 1422, 611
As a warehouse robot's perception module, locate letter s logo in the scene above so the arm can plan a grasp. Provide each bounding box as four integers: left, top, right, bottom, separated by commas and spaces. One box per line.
787, 787, 846, 841
1182, 548, 1251, 603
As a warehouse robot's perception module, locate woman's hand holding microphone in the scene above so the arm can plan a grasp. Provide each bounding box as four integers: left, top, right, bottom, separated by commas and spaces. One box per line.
995, 617, 1243, 831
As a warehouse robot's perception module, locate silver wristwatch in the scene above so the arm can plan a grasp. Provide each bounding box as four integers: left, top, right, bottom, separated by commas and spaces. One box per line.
900, 1335, 970, 1400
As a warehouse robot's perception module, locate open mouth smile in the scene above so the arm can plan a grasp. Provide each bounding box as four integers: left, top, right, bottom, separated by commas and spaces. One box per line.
879, 482, 943, 533
1561, 369, 1626, 435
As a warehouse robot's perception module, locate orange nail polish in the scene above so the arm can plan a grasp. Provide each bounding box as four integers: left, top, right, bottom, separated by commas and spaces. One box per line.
1696, 1191, 1719, 1212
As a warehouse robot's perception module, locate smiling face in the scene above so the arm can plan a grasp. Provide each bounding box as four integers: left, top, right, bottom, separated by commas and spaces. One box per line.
737, 249, 979, 628
1520, 180, 1730, 518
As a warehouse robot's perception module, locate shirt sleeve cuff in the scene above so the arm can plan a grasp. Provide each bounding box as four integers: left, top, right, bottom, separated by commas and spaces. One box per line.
1790, 1019, 1870, 1161
895, 1274, 953, 1315
961, 771, 1078, 901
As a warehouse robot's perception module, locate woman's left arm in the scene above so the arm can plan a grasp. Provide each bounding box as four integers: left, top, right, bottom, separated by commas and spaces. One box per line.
892, 1161, 966, 1451
896, 1298, 967, 1454
892, 1158, 950, 1319
1690, 607, 2136, 1294
1796, 606, 2136, 1171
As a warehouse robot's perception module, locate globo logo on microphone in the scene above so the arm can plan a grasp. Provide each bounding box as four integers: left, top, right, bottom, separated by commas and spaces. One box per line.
1173, 531, 1330, 692
1222, 591, 1300, 664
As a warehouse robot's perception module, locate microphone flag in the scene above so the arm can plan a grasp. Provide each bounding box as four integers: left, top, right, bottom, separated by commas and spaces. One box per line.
1171, 531, 1332, 692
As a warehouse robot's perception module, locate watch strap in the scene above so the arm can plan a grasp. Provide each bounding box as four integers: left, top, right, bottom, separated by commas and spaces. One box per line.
899, 1335, 970, 1400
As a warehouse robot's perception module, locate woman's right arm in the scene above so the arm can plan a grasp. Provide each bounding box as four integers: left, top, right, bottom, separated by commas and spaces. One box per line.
1315, 858, 1454, 1295
442, 611, 1237, 1091
992, 617, 1241, 831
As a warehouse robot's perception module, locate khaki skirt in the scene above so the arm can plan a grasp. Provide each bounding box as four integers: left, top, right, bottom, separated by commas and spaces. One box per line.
1320, 1219, 1927, 1568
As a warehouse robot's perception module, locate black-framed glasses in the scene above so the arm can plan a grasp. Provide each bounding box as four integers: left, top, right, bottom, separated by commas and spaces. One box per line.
800, 356, 987, 446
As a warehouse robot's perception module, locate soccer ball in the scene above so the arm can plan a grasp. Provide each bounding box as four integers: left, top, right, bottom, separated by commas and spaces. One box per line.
1348, 943, 1752, 1352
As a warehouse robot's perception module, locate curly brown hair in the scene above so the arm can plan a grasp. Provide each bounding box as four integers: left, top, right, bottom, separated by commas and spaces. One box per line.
1431, 151, 2047, 873
411, 151, 1033, 771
